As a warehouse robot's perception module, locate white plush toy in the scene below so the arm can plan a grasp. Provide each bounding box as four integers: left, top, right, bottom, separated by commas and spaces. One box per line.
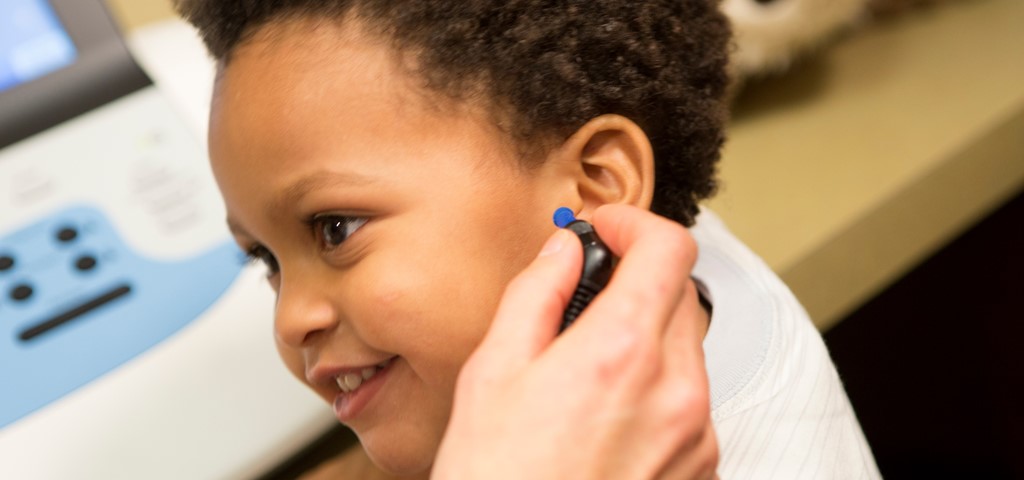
721, 0, 869, 80
722, 0, 947, 89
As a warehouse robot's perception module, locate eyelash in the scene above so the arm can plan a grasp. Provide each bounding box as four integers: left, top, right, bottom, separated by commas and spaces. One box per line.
245, 244, 279, 275
244, 214, 368, 275
309, 214, 368, 250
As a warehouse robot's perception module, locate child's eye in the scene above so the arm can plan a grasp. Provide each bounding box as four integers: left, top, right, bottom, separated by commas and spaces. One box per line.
313, 214, 368, 249
246, 244, 280, 275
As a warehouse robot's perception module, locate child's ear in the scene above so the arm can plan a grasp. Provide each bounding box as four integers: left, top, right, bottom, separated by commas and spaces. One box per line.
554, 114, 655, 218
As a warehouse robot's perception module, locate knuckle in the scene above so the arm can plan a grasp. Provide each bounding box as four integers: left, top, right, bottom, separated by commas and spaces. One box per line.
679, 383, 712, 418
616, 278, 672, 319
610, 288, 650, 318
661, 379, 712, 429
591, 323, 642, 373
598, 323, 640, 363
594, 321, 662, 380
658, 225, 697, 268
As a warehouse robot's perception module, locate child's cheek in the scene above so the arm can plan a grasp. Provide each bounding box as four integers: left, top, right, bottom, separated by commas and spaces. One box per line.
356, 253, 494, 390
274, 336, 307, 386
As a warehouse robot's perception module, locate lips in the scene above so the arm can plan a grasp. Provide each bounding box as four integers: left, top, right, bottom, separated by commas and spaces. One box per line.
308, 356, 398, 423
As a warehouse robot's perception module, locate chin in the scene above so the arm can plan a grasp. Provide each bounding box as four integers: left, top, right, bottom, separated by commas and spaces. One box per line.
357, 423, 440, 477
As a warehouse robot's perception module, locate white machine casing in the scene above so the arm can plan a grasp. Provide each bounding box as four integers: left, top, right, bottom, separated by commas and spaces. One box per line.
0, 8, 335, 480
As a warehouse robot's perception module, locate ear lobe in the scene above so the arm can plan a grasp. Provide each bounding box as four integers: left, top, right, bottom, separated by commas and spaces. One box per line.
565, 115, 655, 218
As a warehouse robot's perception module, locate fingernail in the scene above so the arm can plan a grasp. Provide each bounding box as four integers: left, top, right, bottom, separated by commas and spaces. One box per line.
538, 230, 570, 257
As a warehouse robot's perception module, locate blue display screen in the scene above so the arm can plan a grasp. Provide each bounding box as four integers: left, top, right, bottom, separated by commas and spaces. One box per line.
0, 0, 77, 93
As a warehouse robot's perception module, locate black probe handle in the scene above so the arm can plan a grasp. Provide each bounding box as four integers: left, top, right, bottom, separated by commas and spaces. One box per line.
560, 220, 617, 332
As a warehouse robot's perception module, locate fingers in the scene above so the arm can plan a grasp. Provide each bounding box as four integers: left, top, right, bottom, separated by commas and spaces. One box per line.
538, 205, 701, 395
651, 280, 715, 480
663, 279, 711, 379
471, 229, 583, 376
592, 204, 698, 271
585, 204, 699, 338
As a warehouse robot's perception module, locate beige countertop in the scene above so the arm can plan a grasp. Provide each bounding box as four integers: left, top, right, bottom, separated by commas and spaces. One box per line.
105, 0, 175, 30
712, 0, 1024, 329
105, 0, 1024, 331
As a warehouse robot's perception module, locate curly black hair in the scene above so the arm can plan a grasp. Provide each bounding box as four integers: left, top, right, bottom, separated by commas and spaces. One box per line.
174, 0, 730, 226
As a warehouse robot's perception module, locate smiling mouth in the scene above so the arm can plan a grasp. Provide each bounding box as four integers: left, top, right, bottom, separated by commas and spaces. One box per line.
335, 357, 395, 393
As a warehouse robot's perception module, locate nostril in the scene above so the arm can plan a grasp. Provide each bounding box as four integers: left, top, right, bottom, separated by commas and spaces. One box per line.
301, 327, 329, 346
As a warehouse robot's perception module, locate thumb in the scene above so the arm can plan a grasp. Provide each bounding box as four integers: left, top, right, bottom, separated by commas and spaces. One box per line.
471, 228, 582, 376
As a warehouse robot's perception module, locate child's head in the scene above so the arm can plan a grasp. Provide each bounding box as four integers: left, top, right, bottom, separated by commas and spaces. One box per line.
176, 0, 729, 475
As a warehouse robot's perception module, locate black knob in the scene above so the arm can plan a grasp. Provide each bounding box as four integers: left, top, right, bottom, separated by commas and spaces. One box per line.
75, 255, 98, 271
56, 227, 78, 243
10, 284, 33, 301
0, 255, 13, 272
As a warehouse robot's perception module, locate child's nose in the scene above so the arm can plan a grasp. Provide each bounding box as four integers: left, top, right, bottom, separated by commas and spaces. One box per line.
274, 276, 339, 348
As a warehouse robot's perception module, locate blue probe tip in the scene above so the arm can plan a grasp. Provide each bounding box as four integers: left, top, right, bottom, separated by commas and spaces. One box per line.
553, 207, 576, 228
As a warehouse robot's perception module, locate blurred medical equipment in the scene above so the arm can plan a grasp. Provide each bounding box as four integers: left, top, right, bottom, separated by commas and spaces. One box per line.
0, 1, 333, 478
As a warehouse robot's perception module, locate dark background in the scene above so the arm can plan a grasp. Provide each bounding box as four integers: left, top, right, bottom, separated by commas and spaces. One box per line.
824, 189, 1024, 479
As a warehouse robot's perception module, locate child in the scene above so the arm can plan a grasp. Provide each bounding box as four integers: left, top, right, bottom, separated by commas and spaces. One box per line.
174, 0, 880, 478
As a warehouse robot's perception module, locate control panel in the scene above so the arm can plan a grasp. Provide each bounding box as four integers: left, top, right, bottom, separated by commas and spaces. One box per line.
0, 205, 242, 427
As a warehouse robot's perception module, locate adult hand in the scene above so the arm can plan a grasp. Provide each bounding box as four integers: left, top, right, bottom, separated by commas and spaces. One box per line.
432, 204, 718, 480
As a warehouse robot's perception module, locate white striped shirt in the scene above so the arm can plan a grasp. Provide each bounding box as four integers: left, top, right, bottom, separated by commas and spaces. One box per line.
692, 209, 881, 479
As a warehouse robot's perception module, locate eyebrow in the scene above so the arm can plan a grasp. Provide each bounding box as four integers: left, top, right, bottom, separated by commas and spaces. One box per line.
274, 170, 377, 212
226, 170, 378, 238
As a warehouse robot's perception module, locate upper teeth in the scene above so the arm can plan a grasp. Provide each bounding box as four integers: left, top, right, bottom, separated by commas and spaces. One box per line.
335, 358, 392, 393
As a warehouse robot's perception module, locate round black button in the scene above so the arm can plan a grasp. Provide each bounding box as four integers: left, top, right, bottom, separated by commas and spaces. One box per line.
57, 227, 78, 243
10, 284, 33, 301
0, 255, 13, 272
75, 255, 98, 271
